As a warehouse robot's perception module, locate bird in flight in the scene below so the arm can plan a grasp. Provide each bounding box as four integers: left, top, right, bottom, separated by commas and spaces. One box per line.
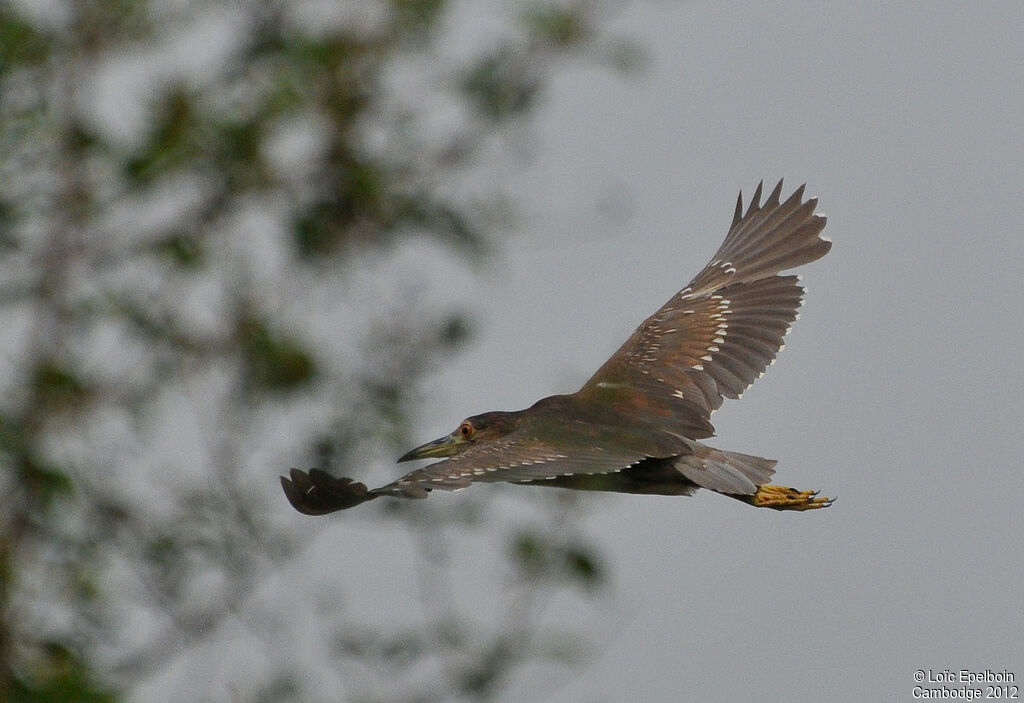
282, 180, 833, 515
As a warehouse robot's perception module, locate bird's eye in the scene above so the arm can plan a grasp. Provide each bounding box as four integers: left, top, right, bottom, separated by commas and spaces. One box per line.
458, 422, 474, 438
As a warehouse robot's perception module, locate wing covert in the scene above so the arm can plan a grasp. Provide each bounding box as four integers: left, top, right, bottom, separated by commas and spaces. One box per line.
387, 434, 647, 492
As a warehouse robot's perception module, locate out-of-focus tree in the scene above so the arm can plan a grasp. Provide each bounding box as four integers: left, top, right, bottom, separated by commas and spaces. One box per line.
0, 1, 640, 701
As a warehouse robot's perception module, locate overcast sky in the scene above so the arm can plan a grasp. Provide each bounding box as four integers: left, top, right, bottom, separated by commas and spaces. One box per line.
273, 3, 1024, 703
413, 3, 1024, 701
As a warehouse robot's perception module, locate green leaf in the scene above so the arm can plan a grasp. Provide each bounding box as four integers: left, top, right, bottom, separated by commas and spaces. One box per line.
439, 313, 471, 347
509, 530, 549, 577
561, 543, 605, 589
522, 5, 588, 48
24, 461, 75, 505
153, 234, 204, 268
31, 361, 90, 411
123, 87, 196, 184
0, 12, 51, 70
462, 48, 540, 121
390, 0, 446, 32
292, 160, 392, 257
8, 642, 118, 703
239, 317, 317, 392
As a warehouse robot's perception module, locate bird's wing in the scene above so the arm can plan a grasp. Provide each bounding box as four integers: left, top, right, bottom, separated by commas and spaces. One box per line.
281, 469, 379, 515
280, 438, 647, 513
383, 431, 651, 494
580, 180, 829, 416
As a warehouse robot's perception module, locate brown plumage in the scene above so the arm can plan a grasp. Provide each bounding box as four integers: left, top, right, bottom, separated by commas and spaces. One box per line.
282, 180, 833, 515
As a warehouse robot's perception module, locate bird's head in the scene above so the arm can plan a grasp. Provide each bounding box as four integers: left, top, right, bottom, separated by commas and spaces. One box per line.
398, 411, 517, 462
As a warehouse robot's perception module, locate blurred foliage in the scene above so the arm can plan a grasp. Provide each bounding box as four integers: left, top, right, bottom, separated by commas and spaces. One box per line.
6, 644, 116, 703
0, 1, 636, 701
511, 529, 605, 590
237, 314, 317, 394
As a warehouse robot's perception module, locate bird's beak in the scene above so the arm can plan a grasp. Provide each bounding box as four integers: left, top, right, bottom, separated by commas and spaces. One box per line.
397, 433, 467, 462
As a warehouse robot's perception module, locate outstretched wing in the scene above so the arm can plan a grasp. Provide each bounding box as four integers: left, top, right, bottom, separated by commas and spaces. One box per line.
383, 429, 650, 494
580, 180, 829, 416
281, 426, 653, 515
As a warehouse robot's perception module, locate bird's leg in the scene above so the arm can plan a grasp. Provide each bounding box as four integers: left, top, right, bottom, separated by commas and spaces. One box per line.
741, 484, 834, 511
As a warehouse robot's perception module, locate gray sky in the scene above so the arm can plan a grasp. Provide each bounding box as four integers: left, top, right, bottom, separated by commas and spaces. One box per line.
254, 3, 1024, 703
11, 2, 1023, 701
408, 3, 1024, 701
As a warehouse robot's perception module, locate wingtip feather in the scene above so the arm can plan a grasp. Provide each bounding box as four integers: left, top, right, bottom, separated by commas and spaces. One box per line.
746, 180, 765, 217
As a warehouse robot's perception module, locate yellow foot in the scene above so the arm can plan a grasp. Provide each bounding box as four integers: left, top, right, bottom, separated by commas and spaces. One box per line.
751, 484, 834, 511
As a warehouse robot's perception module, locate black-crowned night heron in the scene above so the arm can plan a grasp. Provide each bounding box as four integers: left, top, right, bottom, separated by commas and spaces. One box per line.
282, 181, 833, 515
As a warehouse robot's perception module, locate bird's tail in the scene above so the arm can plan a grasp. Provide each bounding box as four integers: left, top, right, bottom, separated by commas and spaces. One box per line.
673, 443, 777, 495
